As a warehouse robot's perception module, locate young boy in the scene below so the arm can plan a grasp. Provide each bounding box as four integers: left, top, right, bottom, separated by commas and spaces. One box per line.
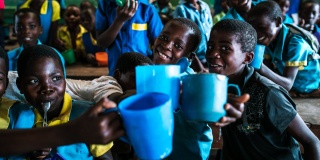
96, 0, 163, 76
247, 1, 320, 97
299, 0, 320, 38
274, 0, 294, 24
8, 8, 66, 72
173, 0, 213, 66
17, 0, 60, 46
206, 18, 320, 159
13, 45, 113, 159
0, 47, 124, 157
57, 5, 88, 63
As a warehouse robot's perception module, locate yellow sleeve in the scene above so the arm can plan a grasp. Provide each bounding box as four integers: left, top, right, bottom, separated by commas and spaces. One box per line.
51, 0, 61, 22
0, 99, 17, 129
89, 142, 113, 157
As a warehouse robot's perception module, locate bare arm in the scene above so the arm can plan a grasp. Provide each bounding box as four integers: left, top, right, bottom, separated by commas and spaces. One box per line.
96, 0, 138, 48
0, 98, 124, 156
287, 114, 320, 159
259, 62, 298, 91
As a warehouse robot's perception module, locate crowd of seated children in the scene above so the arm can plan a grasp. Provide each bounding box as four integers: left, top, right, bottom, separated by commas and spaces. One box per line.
57, 5, 88, 63
173, 0, 213, 67
208, 18, 320, 160
95, 0, 163, 76
298, 0, 320, 43
274, 0, 295, 24
7, 8, 66, 72
7, 44, 113, 159
247, 1, 320, 98
17, 0, 60, 47
0, 46, 124, 157
152, 0, 174, 24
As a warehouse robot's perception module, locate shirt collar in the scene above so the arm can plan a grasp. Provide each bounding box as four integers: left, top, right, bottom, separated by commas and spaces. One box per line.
34, 93, 72, 127
20, 1, 48, 14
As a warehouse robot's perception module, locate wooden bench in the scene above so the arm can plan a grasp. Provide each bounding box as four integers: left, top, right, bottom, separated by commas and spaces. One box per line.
66, 63, 108, 80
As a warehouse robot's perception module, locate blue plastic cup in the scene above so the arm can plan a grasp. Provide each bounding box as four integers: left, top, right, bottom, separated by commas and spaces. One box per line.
135, 65, 181, 111
118, 92, 174, 160
180, 73, 240, 123
249, 44, 266, 69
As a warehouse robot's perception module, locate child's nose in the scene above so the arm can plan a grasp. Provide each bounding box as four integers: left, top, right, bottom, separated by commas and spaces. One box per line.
163, 42, 173, 51
41, 87, 54, 95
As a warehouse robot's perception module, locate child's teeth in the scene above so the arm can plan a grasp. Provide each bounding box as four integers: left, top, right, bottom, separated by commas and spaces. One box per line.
25, 38, 30, 41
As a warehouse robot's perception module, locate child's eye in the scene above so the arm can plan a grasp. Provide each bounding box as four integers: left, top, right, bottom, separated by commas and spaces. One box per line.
207, 44, 214, 51
29, 79, 39, 84
174, 43, 183, 50
53, 76, 62, 81
29, 25, 36, 29
158, 35, 167, 41
220, 46, 230, 51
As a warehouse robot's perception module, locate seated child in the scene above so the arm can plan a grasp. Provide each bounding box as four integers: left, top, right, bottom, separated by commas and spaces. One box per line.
206, 19, 320, 159
274, 0, 295, 24
8, 8, 66, 72
57, 5, 87, 63
12, 45, 113, 159
298, 0, 320, 42
17, 0, 60, 46
247, 1, 320, 97
0, 47, 124, 157
80, 7, 105, 66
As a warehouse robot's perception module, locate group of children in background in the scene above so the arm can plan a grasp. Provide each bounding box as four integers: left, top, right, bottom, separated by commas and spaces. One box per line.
0, 0, 320, 159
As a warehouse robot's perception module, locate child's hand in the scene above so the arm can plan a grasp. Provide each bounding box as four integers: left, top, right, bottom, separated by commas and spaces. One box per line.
30, 147, 52, 159
115, 0, 138, 22
189, 53, 208, 73
86, 53, 98, 66
213, 93, 250, 127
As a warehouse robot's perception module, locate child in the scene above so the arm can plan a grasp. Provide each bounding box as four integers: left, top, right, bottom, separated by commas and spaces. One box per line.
299, 0, 320, 40
57, 5, 88, 63
173, 0, 213, 66
17, 0, 60, 46
206, 19, 320, 159
247, 1, 320, 97
13, 45, 113, 159
274, 0, 295, 24
80, 8, 104, 66
213, 0, 230, 25
96, 0, 163, 76
0, 46, 124, 157
222, 0, 262, 21
7, 8, 66, 73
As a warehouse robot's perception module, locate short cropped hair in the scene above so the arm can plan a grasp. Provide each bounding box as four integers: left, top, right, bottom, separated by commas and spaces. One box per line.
115, 52, 153, 73
249, 1, 282, 22
14, 8, 41, 25
212, 19, 257, 53
169, 18, 202, 53
299, 0, 320, 11
17, 45, 64, 77
0, 47, 9, 75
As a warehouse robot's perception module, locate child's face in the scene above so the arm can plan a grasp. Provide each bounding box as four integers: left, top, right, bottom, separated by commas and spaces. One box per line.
81, 10, 95, 31
276, 0, 290, 17
227, 0, 252, 12
0, 58, 8, 98
116, 68, 136, 91
247, 15, 281, 46
17, 57, 65, 114
64, 6, 81, 29
15, 12, 43, 48
205, 30, 252, 78
153, 21, 194, 64
299, 3, 320, 25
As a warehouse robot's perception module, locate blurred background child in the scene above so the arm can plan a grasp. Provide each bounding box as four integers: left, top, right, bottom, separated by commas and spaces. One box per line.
298, 0, 320, 40
274, 0, 295, 24
152, 0, 174, 24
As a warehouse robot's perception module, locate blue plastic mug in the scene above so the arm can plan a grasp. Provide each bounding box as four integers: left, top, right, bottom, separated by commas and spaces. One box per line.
117, 92, 174, 160
180, 73, 241, 123
249, 44, 266, 69
136, 65, 181, 111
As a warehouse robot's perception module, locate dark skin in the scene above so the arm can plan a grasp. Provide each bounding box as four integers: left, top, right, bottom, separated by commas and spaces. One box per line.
299, 2, 320, 33
247, 14, 299, 91
207, 29, 320, 158
227, 0, 252, 20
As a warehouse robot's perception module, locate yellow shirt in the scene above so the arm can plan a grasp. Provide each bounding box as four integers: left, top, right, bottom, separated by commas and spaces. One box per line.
57, 25, 88, 59
34, 93, 113, 157
0, 98, 17, 129
19, 0, 61, 22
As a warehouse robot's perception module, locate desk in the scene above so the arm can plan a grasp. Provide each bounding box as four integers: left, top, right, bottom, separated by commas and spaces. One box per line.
66, 63, 108, 80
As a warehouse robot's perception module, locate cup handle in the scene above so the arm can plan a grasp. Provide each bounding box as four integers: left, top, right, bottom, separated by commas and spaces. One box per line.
227, 84, 241, 96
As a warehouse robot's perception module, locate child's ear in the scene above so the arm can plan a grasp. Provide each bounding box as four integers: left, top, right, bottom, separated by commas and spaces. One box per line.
275, 16, 282, 27
16, 77, 24, 94
243, 51, 254, 64
39, 26, 43, 35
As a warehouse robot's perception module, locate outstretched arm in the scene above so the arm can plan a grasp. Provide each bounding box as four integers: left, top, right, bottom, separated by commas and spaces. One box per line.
96, 0, 138, 48
287, 114, 320, 159
259, 62, 298, 91
0, 98, 124, 156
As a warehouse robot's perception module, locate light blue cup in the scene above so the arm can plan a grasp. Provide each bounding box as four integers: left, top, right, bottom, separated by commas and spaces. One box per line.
136, 65, 181, 111
181, 73, 240, 123
249, 44, 266, 69
118, 92, 174, 160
